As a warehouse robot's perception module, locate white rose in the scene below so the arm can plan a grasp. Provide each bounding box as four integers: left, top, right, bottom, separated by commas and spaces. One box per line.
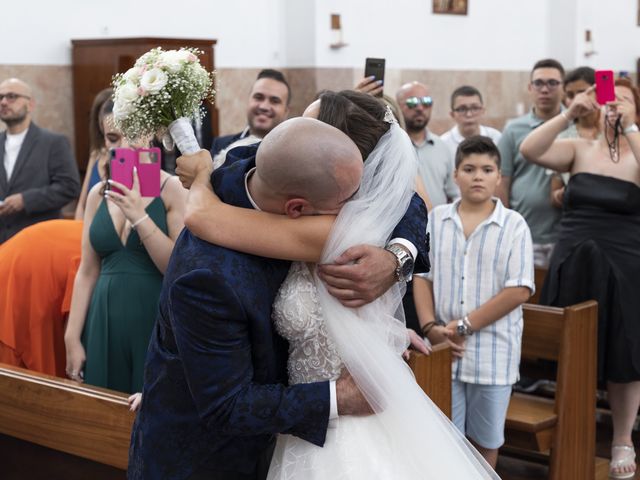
113, 98, 134, 119
140, 68, 168, 94
123, 67, 142, 83
159, 50, 192, 72
115, 81, 139, 103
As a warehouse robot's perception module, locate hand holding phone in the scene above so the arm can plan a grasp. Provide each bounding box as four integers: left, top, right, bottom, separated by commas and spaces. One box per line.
364, 58, 385, 98
595, 70, 615, 105
110, 148, 161, 197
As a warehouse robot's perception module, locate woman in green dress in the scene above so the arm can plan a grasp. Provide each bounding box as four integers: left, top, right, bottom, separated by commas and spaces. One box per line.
64, 102, 187, 393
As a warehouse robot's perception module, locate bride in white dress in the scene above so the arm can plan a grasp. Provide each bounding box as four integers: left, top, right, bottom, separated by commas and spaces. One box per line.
183, 91, 500, 479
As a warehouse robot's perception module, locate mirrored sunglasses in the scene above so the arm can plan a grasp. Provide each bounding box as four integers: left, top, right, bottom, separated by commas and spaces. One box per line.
405, 96, 433, 109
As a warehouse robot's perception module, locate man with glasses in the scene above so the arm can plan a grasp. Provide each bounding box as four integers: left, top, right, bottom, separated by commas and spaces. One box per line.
0, 78, 80, 243
441, 85, 502, 158
396, 81, 458, 207
497, 59, 566, 267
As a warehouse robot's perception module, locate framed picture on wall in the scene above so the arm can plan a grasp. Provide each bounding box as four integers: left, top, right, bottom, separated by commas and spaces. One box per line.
433, 0, 468, 15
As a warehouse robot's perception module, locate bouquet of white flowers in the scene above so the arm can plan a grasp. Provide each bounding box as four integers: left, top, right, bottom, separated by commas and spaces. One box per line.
112, 47, 215, 154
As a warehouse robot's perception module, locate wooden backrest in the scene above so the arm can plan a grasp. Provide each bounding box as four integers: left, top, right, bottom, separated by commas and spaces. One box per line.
408, 343, 452, 418
521, 303, 565, 361
0, 364, 134, 469
519, 301, 598, 480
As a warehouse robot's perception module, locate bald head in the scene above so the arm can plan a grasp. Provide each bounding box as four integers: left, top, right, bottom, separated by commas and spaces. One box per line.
0, 78, 34, 132
0, 78, 33, 97
253, 117, 363, 214
396, 81, 432, 133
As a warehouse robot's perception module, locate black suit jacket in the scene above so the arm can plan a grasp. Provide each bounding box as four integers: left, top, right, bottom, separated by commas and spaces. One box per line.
128, 158, 330, 480
0, 122, 80, 242
210, 131, 245, 157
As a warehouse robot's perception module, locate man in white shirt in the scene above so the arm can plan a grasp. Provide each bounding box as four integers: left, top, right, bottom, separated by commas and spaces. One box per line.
441, 85, 502, 159
0, 78, 79, 242
396, 81, 458, 207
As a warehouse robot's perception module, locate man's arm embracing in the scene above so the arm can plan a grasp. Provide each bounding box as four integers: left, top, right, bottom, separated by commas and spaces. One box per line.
168, 268, 331, 446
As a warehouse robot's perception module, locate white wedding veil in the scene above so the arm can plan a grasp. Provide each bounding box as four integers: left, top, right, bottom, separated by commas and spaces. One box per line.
315, 120, 500, 478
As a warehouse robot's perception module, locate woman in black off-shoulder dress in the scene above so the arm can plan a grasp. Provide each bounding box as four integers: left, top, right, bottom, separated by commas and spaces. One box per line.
520, 78, 640, 479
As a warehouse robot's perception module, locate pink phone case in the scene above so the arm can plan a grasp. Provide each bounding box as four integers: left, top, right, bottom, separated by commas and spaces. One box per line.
110, 148, 137, 194
136, 148, 161, 197
595, 70, 615, 105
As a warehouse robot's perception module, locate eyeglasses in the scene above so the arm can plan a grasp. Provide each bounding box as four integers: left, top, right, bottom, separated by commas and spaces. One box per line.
452, 105, 483, 115
405, 96, 433, 109
0, 92, 31, 102
531, 79, 561, 90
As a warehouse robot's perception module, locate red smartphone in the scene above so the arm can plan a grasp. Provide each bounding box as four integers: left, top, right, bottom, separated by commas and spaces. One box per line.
110, 148, 137, 194
136, 147, 161, 198
595, 70, 615, 105
110, 147, 161, 197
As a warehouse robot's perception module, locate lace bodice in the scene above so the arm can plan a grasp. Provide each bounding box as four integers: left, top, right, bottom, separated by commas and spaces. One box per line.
272, 262, 343, 385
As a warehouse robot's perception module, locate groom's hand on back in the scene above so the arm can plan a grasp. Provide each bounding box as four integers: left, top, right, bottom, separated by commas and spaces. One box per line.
336, 369, 373, 415
317, 245, 396, 307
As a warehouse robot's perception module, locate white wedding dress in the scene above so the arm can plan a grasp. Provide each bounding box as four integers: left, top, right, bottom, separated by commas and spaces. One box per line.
268, 262, 416, 480
266, 122, 498, 479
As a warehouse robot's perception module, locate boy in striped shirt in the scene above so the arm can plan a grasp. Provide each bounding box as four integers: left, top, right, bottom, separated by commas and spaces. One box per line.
413, 135, 534, 468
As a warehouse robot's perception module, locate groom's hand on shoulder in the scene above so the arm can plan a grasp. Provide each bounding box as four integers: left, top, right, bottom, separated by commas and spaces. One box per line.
336, 369, 373, 416
317, 245, 396, 307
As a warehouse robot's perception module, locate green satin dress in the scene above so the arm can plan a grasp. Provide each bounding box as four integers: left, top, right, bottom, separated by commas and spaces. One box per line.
82, 197, 168, 393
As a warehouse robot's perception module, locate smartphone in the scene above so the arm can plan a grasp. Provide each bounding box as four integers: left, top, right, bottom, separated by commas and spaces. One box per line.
110, 148, 137, 194
595, 70, 615, 105
364, 58, 385, 98
136, 147, 161, 198
110, 148, 161, 197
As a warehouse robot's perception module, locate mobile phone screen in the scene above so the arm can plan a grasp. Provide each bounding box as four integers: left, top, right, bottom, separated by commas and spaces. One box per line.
364, 58, 385, 97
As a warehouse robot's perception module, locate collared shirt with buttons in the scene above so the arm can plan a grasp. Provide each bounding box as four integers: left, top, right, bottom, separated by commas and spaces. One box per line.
412, 129, 459, 207
497, 109, 565, 244
419, 198, 535, 386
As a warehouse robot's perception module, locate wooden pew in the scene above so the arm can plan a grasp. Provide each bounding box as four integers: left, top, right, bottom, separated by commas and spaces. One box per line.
0, 364, 133, 477
409, 343, 452, 418
0, 349, 452, 477
502, 301, 608, 479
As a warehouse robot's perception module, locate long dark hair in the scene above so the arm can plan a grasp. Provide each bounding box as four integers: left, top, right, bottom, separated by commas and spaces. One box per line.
317, 90, 390, 161
88, 88, 114, 154
99, 98, 115, 196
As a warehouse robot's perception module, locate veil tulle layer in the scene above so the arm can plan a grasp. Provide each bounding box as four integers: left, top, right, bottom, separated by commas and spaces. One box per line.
316, 123, 500, 478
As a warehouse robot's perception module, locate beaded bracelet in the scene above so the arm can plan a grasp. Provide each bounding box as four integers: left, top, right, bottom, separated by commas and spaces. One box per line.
131, 214, 150, 229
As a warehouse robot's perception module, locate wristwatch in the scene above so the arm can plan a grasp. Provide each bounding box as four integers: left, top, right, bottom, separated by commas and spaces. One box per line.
385, 244, 414, 283
456, 315, 474, 337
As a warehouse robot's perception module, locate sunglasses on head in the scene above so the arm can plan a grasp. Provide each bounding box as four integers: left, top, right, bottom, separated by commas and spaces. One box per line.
405, 96, 433, 109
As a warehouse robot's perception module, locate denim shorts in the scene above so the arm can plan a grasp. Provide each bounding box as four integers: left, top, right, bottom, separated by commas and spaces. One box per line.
451, 380, 512, 449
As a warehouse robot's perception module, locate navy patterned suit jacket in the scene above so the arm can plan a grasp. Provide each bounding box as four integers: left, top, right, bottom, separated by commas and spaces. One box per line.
128, 146, 429, 480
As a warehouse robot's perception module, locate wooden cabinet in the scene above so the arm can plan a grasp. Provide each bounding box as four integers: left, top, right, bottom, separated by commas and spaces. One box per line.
71, 37, 218, 171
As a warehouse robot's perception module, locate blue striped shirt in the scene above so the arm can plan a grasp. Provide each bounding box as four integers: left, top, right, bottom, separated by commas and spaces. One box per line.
420, 198, 534, 385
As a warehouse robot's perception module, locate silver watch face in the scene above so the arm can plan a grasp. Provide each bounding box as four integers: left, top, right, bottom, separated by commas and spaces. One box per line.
399, 258, 414, 278
456, 320, 469, 337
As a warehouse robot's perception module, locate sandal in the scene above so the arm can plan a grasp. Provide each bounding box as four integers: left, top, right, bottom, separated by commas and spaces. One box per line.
610, 445, 636, 479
